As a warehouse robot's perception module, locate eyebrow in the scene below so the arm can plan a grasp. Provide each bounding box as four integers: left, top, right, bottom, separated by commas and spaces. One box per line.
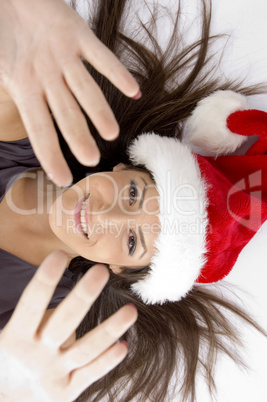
139, 177, 147, 208
139, 225, 147, 259
138, 177, 148, 259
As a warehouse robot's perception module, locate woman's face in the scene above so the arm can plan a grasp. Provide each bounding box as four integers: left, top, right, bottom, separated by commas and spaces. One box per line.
49, 165, 160, 272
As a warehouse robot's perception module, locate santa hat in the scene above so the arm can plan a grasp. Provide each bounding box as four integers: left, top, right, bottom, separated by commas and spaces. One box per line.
128, 134, 209, 305
128, 91, 267, 305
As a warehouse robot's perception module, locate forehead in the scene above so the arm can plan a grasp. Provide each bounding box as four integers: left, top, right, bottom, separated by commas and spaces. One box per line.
115, 166, 154, 182
91, 168, 157, 195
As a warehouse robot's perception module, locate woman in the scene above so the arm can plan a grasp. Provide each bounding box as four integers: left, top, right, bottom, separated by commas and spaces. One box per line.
0, 0, 266, 401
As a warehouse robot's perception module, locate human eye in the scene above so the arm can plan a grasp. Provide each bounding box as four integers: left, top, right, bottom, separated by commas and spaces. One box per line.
128, 229, 137, 256
129, 180, 137, 206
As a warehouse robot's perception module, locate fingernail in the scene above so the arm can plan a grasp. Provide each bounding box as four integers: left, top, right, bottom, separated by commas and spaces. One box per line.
132, 90, 142, 100
121, 340, 129, 349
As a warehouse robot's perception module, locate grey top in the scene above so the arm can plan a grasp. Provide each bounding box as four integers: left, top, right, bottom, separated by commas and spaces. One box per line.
0, 138, 75, 329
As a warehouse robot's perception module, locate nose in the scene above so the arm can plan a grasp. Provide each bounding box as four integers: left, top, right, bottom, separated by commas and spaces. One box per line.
95, 203, 132, 229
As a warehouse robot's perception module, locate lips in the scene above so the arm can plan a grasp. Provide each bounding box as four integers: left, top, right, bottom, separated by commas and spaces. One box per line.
74, 195, 88, 236
85, 194, 90, 231
80, 196, 90, 237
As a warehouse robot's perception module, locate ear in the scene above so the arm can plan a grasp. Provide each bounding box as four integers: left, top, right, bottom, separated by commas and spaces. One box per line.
109, 264, 123, 274
112, 163, 129, 172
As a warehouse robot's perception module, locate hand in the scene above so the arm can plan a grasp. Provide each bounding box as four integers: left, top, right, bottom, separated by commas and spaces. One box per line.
0, 251, 137, 402
0, 0, 140, 186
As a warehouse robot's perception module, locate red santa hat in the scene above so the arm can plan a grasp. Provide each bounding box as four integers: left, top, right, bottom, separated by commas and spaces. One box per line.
128, 91, 267, 305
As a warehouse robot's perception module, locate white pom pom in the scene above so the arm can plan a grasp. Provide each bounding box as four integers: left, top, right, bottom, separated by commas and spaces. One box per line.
183, 90, 249, 156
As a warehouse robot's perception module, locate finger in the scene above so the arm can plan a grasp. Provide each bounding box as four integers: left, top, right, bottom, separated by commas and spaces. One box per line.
68, 342, 129, 400
40, 264, 110, 347
16, 91, 73, 186
63, 304, 137, 370
7, 251, 68, 337
45, 76, 101, 165
78, 28, 140, 98
63, 59, 119, 141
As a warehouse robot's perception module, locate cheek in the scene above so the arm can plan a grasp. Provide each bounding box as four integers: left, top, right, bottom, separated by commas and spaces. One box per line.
72, 178, 91, 198
49, 196, 74, 235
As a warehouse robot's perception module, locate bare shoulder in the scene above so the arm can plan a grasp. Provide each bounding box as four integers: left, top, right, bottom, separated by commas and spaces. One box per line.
0, 86, 28, 141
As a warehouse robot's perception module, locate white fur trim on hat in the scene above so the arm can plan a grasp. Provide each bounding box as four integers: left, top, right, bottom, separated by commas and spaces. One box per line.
183, 90, 249, 156
128, 133, 208, 304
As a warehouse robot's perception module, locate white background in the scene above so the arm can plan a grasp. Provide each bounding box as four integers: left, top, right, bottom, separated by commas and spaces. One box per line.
191, 2, 267, 401
195, 1, 267, 401
71, 1, 267, 401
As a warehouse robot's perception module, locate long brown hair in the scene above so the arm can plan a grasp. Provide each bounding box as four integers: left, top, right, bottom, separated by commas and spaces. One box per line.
62, 1, 267, 401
